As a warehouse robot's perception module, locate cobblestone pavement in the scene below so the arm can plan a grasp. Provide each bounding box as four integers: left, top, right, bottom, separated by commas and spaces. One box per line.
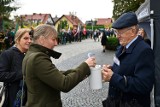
51, 38, 115, 107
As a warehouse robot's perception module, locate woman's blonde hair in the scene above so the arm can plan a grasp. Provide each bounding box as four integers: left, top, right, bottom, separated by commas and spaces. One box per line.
138, 28, 147, 39
14, 28, 30, 44
33, 24, 57, 42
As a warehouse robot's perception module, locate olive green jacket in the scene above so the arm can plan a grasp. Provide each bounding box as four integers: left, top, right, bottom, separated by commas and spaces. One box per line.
22, 44, 90, 107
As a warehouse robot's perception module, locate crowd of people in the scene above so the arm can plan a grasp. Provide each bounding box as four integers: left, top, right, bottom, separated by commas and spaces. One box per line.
57, 27, 116, 45
0, 11, 154, 107
0, 25, 117, 53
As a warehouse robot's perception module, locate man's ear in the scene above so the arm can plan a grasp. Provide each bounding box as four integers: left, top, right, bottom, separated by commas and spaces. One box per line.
130, 27, 137, 37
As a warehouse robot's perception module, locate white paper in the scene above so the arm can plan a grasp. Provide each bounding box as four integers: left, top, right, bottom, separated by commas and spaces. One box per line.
89, 65, 102, 90
113, 56, 120, 66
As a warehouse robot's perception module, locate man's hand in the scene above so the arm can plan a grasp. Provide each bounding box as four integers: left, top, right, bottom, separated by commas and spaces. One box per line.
102, 64, 113, 82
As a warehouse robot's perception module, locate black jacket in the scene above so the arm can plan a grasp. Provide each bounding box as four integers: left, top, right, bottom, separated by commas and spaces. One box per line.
101, 32, 107, 46
0, 46, 24, 107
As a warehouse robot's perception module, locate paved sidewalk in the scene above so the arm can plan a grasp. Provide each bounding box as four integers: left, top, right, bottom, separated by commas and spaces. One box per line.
51, 39, 115, 107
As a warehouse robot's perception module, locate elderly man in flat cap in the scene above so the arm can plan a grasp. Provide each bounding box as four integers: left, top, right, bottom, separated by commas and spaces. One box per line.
102, 12, 154, 107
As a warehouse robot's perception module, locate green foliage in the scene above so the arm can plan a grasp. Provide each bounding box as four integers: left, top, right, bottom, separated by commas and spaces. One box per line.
3, 20, 14, 30
0, 0, 18, 16
106, 36, 119, 50
112, 0, 145, 20
86, 25, 104, 30
57, 20, 68, 32
0, 0, 19, 31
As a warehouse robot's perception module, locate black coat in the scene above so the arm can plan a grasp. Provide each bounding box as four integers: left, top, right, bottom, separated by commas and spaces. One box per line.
108, 36, 154, 107
0, 46, 24, 107
101, 32, 107, 46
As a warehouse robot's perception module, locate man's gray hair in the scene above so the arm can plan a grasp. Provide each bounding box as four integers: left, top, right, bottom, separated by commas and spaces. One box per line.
135, 25, 139, 34
33, 24, 57, 42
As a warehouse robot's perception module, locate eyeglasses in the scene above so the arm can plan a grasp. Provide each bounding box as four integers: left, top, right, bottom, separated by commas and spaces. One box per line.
114, 27, 133, 36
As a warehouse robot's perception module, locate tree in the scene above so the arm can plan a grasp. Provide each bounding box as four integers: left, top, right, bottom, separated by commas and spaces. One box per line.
58, 20, 68, 32
112, 0, 145, 20
0, 0, 18, 31
0, 0, 17, 15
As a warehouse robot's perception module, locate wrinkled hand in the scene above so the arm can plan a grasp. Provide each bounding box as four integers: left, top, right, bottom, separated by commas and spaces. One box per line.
85, 57, 96, 67
102, 64, 113, 82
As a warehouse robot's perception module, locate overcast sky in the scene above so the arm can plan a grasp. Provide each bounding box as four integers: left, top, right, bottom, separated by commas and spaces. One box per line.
11, 0, 114, 23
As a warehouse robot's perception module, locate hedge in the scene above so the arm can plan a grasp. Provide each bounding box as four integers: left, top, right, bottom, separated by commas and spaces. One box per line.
106, 36, 119, 50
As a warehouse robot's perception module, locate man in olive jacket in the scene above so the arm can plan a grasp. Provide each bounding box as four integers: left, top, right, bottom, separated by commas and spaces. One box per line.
22, 24, 96, 107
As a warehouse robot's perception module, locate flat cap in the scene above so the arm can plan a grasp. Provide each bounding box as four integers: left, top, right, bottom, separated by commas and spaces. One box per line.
112, 12, 138, 29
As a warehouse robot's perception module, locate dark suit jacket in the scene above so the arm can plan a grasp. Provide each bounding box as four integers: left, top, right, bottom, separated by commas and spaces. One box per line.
108, 36, 154, 107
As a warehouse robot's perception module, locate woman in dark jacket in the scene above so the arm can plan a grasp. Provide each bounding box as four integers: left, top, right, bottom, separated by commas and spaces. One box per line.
0, 28, 32, 107
138, 28, 151, 47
